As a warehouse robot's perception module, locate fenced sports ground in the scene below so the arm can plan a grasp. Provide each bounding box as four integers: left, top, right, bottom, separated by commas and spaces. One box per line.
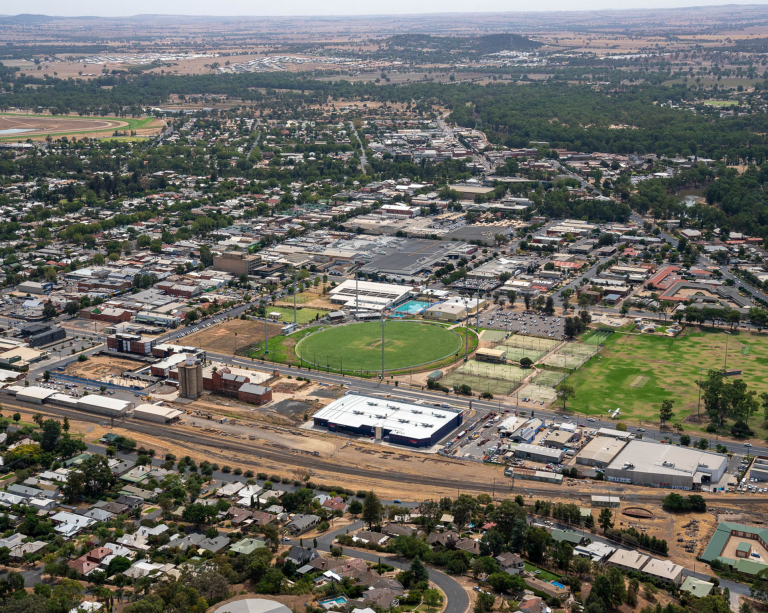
442, 359, 527, 396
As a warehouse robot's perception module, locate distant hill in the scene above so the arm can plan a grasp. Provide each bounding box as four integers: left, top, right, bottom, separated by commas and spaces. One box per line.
0, 14, 55, 23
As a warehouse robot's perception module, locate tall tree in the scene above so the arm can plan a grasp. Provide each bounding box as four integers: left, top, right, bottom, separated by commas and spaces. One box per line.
362, 491, 383, 530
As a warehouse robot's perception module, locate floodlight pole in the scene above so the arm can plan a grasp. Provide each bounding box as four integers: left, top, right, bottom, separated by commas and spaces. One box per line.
356, 269, 359, 317
381, 313, 386, 379
476, 292, 480, 332
463, 297, 470, 363
264, 314, 269, 355
293, 276, 297, 326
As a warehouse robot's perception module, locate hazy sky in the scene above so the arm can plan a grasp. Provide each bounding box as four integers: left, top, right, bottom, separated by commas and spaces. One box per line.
10, 0, 768, 17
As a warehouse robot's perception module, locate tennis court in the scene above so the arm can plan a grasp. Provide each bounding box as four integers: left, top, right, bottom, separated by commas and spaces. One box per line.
583, 329, 613, 346
442, 359, 527, 395
500, 335, 560, 351
441, 372, 517, 396
532, 369, 567, 387
540, 342, 599, 370
480, 329, 506, 343
516, 383, 558, 404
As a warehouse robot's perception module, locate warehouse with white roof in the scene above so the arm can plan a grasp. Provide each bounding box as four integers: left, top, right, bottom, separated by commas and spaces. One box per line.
312, 394, 463, 447
134, 404, 183, 424
605, 439, 727, 489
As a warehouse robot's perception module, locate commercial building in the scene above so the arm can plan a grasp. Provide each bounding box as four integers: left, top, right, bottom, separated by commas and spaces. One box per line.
46, 393, 132, 417
17, 281, 52, 295
577, 437, 627, 469
312, 394, 463, 448
605, 440, 727, 490
750, 457, 768, 482
213, 251, 262, 276
513, 443, 566, 464
423, 302, 467, 322
238, 384, 272, 406
597, 428, 633, 441
590, 495, 621, 508
360, 238, 468, 279
135, 312, 181, 328
9, 385, 57, 404
17, 322, 66, 348
505, 418, 544, 443
107, 333, 157, 356
328, 279, 414, 312
134, 404, 183, 424
543, 430, 576, 450
150, 350, 205, 378
505, 467, 563, 485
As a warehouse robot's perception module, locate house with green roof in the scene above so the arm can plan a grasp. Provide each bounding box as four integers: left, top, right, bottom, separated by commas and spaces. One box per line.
551, 528, 586, 546
229, 538, 266, 555
680, 576, 713, 598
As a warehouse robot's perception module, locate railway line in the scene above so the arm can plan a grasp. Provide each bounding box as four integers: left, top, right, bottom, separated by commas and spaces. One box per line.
4, 397, 767, 509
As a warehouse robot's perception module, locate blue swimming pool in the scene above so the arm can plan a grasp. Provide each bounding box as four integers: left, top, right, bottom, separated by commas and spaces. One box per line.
321, 596, 348, 609
550, 581, 565, 589
392, 300, 432, 316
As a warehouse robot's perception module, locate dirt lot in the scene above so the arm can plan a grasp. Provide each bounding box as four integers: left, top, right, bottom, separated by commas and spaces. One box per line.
65, 354, 143, 380
183, 319, 283, 356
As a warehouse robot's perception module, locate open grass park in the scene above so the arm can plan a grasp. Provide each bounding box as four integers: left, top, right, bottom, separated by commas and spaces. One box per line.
566, 327, 768, 434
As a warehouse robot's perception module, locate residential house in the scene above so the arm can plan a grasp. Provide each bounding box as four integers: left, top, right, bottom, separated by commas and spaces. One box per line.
496, 552, 525, 575
286, 514, 320, 535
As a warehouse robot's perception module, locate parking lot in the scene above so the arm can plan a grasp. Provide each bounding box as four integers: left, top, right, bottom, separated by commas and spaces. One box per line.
478, 306, 567, 339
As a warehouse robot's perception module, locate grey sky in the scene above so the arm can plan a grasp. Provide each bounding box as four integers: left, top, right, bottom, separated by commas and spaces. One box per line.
7, 0, 767, 17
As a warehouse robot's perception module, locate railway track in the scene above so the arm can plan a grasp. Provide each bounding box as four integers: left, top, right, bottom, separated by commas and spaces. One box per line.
4, 398, 765, 507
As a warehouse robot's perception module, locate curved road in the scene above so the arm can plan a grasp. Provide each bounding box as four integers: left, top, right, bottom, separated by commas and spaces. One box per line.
297, 520, 469, 613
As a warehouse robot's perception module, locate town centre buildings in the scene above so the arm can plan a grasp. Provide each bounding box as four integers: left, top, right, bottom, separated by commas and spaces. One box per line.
312, 394, 463, 447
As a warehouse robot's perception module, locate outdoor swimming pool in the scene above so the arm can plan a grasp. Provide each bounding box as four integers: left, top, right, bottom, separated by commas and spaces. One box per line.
550, 581, 566, 589
320, 596, 348, 610
392, 300, 432, 316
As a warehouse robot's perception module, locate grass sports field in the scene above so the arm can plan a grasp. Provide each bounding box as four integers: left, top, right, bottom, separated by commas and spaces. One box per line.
295, 321, 463, 372
567, 328, 768, 432
265, 306, 329, 324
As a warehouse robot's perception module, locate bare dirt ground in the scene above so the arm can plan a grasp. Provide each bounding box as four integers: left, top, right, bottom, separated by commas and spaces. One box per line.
65, 354, 142, 379
183, 319, 283, 356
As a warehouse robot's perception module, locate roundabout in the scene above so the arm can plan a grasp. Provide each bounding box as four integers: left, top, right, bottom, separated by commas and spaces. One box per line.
295, 321, 464, 373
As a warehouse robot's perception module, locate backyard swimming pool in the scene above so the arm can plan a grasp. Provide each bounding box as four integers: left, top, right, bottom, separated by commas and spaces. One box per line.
320, 596, 348, 610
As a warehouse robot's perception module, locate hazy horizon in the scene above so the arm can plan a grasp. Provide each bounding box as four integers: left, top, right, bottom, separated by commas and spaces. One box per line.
6, 0, 768, 18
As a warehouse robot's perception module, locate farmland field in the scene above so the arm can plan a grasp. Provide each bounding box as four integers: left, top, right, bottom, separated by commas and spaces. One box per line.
566, 328, 768, 432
